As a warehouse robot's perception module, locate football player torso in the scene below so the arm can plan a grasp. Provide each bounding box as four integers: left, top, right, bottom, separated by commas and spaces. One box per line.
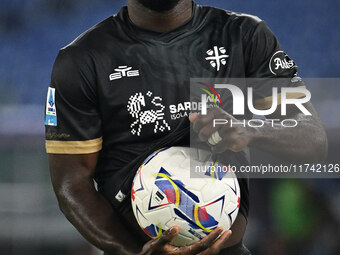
46, 3, 303, 217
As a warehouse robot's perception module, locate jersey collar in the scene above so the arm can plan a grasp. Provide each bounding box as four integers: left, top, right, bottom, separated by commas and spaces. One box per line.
117, 1, 203, 43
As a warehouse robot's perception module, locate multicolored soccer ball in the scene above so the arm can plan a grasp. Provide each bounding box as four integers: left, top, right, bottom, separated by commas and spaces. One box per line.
131, 147, 240, 246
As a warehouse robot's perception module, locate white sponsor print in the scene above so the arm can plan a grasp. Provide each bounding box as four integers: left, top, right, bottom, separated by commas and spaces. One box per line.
109, 66, 140, 81
205, 46, 229, 71
127, 91, 171, 136
269, 51, 296, 75
115, 190, 126, 202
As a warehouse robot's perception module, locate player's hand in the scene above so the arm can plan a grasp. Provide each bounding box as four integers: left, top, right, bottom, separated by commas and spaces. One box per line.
189, 107, 259, 153
139, 226, 232, 255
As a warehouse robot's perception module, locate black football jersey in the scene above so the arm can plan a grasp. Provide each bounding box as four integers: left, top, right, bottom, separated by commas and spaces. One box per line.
45, 2, 305, 219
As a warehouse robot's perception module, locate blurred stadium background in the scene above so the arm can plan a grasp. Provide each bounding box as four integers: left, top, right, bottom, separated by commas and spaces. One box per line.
0, 0, 339, 254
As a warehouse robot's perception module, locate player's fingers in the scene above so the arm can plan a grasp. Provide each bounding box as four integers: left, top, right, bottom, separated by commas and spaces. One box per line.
156, 226, 179, 246
192, 114, 215, 133
189, 113, 199, 123
192, 107, 232, 133
192, 115, 213, 133
198, 124, 219, 142
212, 131, 246, 153
198, 230, 233, 255
178, 227, 223, 255
207, 107, 233, 119
211, 141, 230, 154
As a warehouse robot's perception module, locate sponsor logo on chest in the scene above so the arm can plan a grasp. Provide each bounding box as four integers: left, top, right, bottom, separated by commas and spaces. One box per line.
109, 66, 140, 81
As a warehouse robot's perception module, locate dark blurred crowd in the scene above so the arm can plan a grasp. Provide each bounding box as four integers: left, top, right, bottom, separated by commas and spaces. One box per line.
0, 0, 119, 105
0, 0, 339, 104
247, 178, 340, 254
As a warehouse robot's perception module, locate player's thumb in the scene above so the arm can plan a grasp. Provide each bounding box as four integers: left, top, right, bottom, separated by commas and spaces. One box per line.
189, 113, 199, 123
157, 226, 179, 245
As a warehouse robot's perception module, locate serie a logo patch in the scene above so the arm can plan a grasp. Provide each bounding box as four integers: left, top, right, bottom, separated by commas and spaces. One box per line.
45, 87, 57, 126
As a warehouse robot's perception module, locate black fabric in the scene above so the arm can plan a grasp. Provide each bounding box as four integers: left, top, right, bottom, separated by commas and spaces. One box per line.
46, 2, 304, 221
218, 241, 252, 255
100, 126, 191, 212
103, 241, 251, 255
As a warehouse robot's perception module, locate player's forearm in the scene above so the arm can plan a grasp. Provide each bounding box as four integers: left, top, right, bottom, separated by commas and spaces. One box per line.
55, 180, 140, 255
249, 117, 328, 163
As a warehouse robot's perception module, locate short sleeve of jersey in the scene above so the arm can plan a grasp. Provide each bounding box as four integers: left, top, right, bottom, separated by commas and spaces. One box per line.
45, 48, 102, 154
244, 21, 306, 110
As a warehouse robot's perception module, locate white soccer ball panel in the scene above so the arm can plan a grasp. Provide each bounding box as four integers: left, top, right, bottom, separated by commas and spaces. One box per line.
131, 147, 240, 245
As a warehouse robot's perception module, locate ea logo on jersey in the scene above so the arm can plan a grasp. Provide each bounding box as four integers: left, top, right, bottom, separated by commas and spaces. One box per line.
269, 51, 296, 75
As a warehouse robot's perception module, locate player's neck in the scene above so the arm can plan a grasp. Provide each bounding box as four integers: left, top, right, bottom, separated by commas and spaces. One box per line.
127, 0, 193, 33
